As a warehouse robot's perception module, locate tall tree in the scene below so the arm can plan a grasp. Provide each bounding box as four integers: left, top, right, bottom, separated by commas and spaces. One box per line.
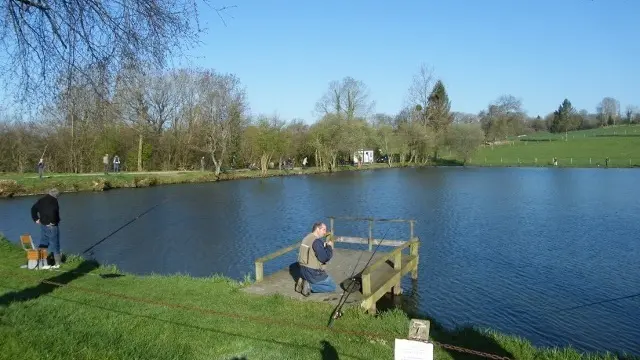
550, 99, 579, 138
314, 77, 374, 121
426, 80, 453, 159
192, 70, 247, 175
479, 95, 526, 141
596, 97, 620, 127
406, 63, 435, 127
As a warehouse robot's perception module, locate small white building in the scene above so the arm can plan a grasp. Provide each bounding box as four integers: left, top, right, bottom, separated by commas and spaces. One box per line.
353, 149, 374, 164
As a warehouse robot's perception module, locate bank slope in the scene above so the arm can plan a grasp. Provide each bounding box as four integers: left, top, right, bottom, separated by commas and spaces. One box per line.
0, 164, 401, 198
0, 238, 631, 360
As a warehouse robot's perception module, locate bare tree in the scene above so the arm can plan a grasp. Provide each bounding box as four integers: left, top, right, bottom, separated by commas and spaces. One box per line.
596, 97, 620, 126
453, 112, 479, 124
193, 70, 247, 175
479, 95, 527, 141
405, 63, 435, 127
315, 77, 374, 120
0, 0, 229, 104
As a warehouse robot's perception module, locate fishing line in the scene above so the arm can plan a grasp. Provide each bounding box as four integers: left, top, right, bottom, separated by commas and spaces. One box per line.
81, 196, 172, 257
554, 292, 640, 313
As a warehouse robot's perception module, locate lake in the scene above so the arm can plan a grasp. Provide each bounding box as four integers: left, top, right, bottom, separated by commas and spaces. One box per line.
1, 167, 639, 356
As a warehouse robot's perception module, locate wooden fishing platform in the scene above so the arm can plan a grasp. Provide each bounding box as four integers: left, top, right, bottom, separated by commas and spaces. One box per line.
242, 217, 420, 314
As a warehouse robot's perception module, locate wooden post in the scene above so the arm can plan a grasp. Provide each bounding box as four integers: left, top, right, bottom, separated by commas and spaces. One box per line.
330, 217, 334, 235
368, 219, 373, 252
408, 319, 430, 341
393, 250, 402, 295
255, 262, 263, 282
362, 273, 371, 296
410, 241, 419, 279
409, 220, 415, 241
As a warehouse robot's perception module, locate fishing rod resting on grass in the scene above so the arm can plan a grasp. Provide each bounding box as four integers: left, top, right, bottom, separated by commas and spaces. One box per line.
327, 225, 393, 328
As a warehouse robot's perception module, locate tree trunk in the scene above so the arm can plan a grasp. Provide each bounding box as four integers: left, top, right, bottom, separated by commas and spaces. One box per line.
314, 149, 318, 169
71, 114, 77, 173
260, 153, 271, 175
137, 132, 143, 172
210, 154, 220, 175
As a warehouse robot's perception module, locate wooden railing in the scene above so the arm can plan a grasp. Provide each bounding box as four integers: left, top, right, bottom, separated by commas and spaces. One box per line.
254, 241, 300, 282
360, 238, 420, 296
327, 216, 415, 251
254, 217, 418, 283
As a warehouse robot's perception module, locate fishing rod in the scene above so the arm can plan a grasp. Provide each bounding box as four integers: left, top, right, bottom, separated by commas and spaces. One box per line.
81, 196, 172, 257
328, 225, 393, 328
326, 234, 367, 325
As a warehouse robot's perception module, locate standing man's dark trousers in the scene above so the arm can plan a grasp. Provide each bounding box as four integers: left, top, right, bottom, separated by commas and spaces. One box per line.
39, 223, 61, 267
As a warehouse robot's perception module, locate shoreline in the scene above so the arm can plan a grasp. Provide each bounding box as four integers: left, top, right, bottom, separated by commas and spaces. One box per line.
0, 237, 634, 360
1, 161, 638, 198
0, 163, 406, 198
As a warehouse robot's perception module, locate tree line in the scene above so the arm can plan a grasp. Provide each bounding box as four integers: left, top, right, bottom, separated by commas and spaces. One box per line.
1, 62, 637, 174
0, 1, 637, 175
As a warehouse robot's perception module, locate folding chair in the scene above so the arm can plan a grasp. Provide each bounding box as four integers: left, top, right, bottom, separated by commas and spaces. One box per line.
20, 234, 48, 269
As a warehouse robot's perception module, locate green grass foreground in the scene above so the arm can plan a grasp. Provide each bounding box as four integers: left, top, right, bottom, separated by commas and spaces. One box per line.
0, 163, 400, 198
470, 125, 640, 168
0, 238, 634, 360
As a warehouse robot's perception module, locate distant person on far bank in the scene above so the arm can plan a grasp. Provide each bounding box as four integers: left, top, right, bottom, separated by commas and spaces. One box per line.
295, 222, 337, 296
30, 188, 62, 269
37, 158, 45, 179
103, 154, 109, 174
113, 155, 121, 172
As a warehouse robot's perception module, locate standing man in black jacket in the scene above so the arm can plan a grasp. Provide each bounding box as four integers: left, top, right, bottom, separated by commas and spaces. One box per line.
31, 188, 62, 269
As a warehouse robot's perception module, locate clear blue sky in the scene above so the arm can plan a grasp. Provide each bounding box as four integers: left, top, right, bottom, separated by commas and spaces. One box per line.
175, 0, 638, 122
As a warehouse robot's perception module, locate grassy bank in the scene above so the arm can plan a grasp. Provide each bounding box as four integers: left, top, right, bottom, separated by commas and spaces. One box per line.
0, 163, 401, 198
0, 237, 633, 360
469, 125, 640, 168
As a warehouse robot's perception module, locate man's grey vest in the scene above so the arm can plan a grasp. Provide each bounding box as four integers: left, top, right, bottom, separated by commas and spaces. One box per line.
297, 233, 324, 270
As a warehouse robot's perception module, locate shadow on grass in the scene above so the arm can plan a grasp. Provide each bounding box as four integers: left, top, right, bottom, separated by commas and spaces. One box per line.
377, 280, 514, 360
594, 134, 640, 138
0, 260, 99, 307
321, 340, 339, 360
433, 158, 464, 167
519, 138, 556, 142
39, 295, 366, 360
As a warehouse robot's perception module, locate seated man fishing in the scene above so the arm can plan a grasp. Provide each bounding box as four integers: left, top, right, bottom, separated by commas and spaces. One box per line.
295, 222, 337, 296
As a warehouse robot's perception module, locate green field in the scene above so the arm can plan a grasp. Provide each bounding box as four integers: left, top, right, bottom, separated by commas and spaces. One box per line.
0, 237, 636, 360
470, 125, 640, 167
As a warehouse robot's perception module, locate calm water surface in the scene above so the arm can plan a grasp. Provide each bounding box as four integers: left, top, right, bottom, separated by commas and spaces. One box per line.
1, 167, 638, 355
